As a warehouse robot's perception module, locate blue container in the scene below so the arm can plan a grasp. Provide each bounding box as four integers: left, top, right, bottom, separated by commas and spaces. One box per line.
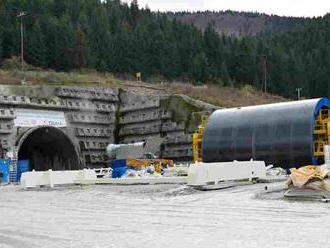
0, 159, 10, 184
111, 160, 127, 178
17, 160, 30, 181
112, 167, 127, 178
111, 159, 127, 168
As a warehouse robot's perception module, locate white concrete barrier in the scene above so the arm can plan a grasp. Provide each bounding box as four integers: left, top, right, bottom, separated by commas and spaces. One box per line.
188, 160, 266, 186
21, 169, 97, 188
77, 176, 188, 185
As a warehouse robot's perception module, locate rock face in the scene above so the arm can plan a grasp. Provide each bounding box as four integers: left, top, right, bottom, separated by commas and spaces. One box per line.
0, 85, 217, 169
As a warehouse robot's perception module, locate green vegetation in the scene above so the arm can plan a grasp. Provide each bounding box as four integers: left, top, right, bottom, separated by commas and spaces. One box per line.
161, 95, 202, 131
0, 0, 329, 99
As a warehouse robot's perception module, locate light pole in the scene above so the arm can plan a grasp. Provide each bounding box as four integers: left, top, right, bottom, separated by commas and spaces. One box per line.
16, 11, 27, 73
296, 88, 302, 100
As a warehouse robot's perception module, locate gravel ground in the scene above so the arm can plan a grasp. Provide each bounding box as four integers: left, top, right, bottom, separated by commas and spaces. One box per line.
0, 183, 330, 248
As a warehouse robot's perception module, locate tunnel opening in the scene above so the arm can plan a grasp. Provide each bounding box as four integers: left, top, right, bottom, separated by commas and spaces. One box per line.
17, 126, 80, 171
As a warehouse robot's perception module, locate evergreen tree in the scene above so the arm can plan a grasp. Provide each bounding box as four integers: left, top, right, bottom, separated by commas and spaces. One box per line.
50, 0, 67, 18
0, 28, 3, 64
55, 14, 75, 71
73, 27, 86, 69
130, 0, 140, 27
203, 22, 221, 79
192, 52, 208, 82
26, 20, 46, 67
220, 62, 231, 86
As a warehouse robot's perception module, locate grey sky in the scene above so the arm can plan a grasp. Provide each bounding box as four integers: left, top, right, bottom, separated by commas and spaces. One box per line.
122, 0, 330, 17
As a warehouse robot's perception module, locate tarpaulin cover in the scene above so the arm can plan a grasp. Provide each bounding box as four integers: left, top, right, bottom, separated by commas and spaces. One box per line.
286, 166, 330, 195
288, 166, 329, 188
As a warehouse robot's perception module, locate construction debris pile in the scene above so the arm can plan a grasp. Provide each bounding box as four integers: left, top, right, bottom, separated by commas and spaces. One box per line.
285, 165, 330, 199
122, 166, 162, 178
117, 164, 188, 179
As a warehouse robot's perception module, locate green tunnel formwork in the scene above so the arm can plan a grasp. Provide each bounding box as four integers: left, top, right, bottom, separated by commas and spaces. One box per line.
202, 98, 330, 169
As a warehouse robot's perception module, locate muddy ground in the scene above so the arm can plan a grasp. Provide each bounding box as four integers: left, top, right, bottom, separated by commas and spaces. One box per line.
0, 183, 329, 248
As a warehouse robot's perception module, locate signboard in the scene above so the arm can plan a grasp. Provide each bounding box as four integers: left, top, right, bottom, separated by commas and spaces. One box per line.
14, 109, 67, 127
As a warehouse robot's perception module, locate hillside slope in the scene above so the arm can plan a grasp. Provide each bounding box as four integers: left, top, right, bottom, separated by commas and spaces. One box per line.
0, 69, 287, 108
169, 11, 309, 37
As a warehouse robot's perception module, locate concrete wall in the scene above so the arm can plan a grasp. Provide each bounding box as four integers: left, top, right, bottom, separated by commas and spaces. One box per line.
0, 85, 217, 168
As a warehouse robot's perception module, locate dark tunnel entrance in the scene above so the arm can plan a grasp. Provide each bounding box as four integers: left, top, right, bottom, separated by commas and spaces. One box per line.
17, 126, 80, 171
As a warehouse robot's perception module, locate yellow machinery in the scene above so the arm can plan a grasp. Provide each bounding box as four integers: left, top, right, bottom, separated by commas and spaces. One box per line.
314, 109, 330, 160
126, 158, 174, 174
192, 116, 208, 162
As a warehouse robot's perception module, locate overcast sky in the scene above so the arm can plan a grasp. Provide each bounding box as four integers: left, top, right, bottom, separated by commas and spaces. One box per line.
122, 0, 330, 17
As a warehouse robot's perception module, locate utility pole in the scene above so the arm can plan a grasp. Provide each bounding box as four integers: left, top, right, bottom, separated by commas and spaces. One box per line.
16, 12, 27, 73
296, 88, 302, 100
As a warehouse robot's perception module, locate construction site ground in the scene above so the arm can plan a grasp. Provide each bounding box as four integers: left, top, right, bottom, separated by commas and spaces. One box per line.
1, 183, 329, 248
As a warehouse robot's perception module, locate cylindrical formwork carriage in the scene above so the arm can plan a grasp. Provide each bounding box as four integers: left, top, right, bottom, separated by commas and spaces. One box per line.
202, 98, 330, 168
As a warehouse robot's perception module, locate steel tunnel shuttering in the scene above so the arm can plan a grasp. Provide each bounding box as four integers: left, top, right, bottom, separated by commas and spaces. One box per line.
202, 98, 330, 168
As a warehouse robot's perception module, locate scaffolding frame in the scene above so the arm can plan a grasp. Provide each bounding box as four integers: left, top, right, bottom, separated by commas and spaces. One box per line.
314, 109, 330, 160
192, 116, 208, 162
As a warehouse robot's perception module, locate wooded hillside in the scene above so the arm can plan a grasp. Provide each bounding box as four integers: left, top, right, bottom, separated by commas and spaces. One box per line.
0, 0, 330, 99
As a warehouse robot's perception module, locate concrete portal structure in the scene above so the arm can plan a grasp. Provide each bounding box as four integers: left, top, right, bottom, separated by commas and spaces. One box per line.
0, 85, 216, 170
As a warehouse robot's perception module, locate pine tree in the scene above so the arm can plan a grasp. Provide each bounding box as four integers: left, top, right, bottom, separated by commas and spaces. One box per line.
55, 14, 75, 71
50, 0, 67, 18
26, 20, 47, 67
130, 0, 139, 27
0, 39, 3, 65
192, 52, 208, 82
203, 22, 221, 79
220, 62, 231, 86
73, 27, 86, 69
0, 28, 3, 64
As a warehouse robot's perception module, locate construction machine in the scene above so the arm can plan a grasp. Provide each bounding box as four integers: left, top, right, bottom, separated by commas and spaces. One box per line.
106, 138, 174, 174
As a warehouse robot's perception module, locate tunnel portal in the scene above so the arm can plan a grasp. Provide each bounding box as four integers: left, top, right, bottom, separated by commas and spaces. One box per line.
17, 126, 80, 171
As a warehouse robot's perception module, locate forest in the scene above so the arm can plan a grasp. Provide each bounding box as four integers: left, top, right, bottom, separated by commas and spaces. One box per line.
0, 0, 330, 99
